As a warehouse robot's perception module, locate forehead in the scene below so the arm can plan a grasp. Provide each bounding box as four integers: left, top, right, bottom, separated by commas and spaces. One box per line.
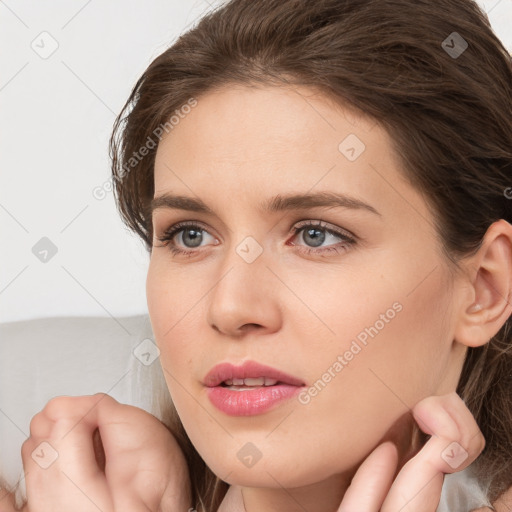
155, 84, 374, 170
152, 84, 430, 225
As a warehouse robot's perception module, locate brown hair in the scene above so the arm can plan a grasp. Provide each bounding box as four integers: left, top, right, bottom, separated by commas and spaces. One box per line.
109, 0, 512, 509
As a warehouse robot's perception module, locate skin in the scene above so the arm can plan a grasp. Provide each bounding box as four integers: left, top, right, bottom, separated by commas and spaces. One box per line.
146, 83, 512, 512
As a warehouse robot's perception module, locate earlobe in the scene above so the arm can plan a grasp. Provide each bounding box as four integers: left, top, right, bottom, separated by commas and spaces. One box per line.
454, 219, 512, 348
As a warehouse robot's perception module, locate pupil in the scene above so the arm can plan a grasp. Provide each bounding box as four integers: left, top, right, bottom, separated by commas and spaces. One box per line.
183, 229, 202, 247
304, 228, 325, 247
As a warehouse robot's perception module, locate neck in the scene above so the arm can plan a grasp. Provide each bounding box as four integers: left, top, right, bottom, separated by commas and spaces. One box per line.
241, 472, 352, 512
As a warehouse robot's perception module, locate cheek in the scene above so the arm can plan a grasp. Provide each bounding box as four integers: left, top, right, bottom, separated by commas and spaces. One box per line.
292, 245, 454, 390
294, 264, 453, 446
146, 259, 200, 381
146, 256, 203, 342
327, 264, 452, 401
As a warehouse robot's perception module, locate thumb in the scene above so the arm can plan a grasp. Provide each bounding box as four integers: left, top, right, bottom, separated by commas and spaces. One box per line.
337, 441, 399, 511
381, 392, 485, 512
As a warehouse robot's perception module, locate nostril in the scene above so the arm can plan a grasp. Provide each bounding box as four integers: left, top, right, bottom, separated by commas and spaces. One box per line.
240, 323, 262, 331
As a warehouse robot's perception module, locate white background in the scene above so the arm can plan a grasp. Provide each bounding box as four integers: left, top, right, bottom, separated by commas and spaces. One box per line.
1, 0, 511, 323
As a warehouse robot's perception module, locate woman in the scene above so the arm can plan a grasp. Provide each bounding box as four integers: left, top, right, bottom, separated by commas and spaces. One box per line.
6, 0, 512, 510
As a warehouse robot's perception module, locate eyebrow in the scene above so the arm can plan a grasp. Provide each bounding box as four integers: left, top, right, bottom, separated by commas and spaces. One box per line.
149, 191, 381, 217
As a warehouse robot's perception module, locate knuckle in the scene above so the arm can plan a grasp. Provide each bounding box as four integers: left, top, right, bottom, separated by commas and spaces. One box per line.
455, 429, 485, 464
461, 426, 485, 455
20, 437, 44, 462
93, 392, 116, 407
29, 412, 51, 438
42, 395, 79, 421
42, 394, 111, 423
92, 392, 117, 410
20, 438, 32, 457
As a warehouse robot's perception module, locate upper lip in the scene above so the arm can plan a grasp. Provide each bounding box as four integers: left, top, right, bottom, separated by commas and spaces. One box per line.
203, 360, 305, 387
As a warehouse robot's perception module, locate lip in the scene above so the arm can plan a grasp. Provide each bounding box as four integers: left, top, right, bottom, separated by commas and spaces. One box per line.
203, 361, 305, 416
203, 361, 305, 387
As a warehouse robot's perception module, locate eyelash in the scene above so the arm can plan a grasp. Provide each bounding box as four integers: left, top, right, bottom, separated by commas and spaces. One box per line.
156, 220, 356, 257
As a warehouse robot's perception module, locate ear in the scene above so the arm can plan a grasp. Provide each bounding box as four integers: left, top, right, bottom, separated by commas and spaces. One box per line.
454, 219, 512, 348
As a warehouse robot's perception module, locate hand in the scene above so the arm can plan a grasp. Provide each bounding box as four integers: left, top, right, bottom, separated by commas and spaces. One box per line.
337, 391, 486, 512
20, 393, 192, 512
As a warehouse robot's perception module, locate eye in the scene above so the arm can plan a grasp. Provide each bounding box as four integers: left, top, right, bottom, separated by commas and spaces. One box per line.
289, 220, 356, 255
155, 219, 356, 258
156, 221, 217, 256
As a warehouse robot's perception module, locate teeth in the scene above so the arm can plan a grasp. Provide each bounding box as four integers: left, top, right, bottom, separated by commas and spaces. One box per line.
244, 377, 265, 386
222, 377, 279, 387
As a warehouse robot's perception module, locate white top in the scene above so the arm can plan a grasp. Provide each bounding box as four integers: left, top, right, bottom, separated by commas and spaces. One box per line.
437, 466, 492, 511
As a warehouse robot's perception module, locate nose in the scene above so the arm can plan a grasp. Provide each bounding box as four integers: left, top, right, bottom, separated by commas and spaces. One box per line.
206, 241, 282, 338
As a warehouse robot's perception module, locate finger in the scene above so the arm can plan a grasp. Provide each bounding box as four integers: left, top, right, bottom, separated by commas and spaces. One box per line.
337, 441, 398, 511
25, 395, 105, 483
84, 394, 176, 511
412, 392, 485, 474
86, 394, 194, 511
79, 394, 144, 481
21, 395, 113, 512
89, 393, 172, 479
381, 392, 485, 512
443, 392, 486, 459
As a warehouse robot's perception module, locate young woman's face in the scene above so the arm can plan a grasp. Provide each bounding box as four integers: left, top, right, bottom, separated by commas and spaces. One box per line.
147, 84, 467, 488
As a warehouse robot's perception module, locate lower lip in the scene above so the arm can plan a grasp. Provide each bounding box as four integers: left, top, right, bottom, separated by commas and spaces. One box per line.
206, 384, 303, 416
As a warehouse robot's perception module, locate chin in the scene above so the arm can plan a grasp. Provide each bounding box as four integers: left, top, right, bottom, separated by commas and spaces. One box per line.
206, 451, 337, 489
219, 467, 310, 489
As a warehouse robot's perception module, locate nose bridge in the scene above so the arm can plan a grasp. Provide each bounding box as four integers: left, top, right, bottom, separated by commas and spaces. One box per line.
206, 233, 281, 335
212, 233, 268, 307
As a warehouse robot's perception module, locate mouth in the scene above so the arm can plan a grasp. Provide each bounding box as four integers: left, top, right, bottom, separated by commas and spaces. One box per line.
203, 361, 305, 416
220, 377, 281, 389
203, 360, 305, 388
